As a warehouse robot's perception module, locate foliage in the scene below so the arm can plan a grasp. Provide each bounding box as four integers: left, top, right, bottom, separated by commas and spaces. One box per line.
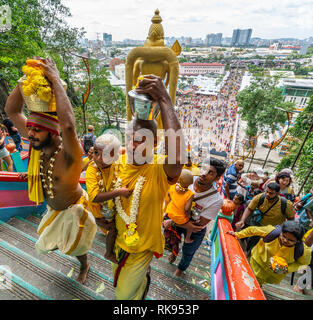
276, 95, 313, 194
236, 72, 294, 138
0, 0, 85, 118
73, 59, 126, 137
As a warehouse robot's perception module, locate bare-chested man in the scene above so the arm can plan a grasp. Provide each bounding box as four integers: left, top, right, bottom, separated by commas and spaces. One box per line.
5, 57, 97, 284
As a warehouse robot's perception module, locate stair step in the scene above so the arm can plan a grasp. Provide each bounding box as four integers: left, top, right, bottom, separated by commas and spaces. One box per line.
263, 283, 313, 301
28, 214, 212, 280
0, 239, 105, 300
5, 217, 209, 299
0, 220, 116, 299
29, 213, 212, 257
0, 267, 52, 300
25, 214, 212, 292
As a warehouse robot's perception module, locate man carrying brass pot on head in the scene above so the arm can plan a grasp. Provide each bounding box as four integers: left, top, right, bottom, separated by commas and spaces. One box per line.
5, 57, 97, 284
111, 75, 185, 300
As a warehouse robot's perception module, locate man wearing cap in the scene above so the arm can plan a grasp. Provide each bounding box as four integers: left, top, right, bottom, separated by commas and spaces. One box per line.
5, 57, 97, 284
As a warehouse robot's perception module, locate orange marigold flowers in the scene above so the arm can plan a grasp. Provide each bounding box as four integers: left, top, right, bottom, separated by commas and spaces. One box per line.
21, 59, 53, 103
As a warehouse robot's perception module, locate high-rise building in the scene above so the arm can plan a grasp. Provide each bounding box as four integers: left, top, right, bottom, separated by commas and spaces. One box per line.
231, 29, 252, 46
103, 33, 112, 46
206, 33, 222, 46
300, 44, 310, 55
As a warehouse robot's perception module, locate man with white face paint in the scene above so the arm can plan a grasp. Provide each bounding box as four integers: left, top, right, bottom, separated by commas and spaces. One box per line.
85, 134, 132, 263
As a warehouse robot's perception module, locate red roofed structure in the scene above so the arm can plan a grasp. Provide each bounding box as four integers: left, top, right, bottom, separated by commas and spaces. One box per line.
179, 63, 226, 76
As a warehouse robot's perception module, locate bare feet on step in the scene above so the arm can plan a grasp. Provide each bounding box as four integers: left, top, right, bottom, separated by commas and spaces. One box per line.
105, 252, 118, 264
174, 268, 183, 277
76, 263, 90, 284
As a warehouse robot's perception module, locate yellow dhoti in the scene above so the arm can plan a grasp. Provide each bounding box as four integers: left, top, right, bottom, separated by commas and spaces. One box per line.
112, 245, 153, 300
35, 191, 97, 257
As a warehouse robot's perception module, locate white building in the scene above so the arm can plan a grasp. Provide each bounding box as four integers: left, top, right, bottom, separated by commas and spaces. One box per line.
280, 78, 313, 112
114, 63, 125, 81
179, 63, 225, 76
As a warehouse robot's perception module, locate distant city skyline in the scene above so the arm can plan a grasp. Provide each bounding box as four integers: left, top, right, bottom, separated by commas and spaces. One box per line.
61, 0, 313, 41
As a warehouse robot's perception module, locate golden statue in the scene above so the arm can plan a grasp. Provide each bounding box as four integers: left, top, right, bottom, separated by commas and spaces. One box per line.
125, 9, 181, 128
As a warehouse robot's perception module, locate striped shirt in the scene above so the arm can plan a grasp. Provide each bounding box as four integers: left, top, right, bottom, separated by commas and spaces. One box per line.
222, 164, 239, 200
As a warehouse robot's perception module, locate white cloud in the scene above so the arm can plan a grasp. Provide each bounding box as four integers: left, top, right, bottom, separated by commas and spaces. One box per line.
61, 0, 313, 40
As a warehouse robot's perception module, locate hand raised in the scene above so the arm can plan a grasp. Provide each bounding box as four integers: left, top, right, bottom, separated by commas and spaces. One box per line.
33, 57, 61, 85
136, 75, 170, 103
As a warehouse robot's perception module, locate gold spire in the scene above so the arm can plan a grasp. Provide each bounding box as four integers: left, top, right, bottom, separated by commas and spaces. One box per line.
145, 9, 164, 47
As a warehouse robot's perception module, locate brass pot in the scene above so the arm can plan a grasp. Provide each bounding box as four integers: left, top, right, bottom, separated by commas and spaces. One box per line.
128, 89, 160, 121
18, 75, 67, 113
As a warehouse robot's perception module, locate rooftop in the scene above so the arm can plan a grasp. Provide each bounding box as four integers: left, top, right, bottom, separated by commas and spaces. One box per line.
180, 63, 226, 66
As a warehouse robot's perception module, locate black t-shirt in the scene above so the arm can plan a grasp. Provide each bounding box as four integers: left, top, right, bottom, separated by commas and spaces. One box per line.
3, 119, 17, 136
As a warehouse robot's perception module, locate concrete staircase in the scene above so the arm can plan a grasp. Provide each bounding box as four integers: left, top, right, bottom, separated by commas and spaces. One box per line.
1, 212, 312, 300
0, 213, 212, 300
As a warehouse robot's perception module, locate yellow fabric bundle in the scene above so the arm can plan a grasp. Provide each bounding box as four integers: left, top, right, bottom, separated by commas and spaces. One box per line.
27, 147, 44, 205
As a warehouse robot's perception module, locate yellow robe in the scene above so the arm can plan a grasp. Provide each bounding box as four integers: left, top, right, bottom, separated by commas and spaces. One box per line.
115, 155, 171, 255
113, 154, 172, 300
85, 161, 117, 219
235, 225, 311, 285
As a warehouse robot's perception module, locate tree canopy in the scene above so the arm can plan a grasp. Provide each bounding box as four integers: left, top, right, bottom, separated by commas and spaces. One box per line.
236, 72, 294, 138
276, 95, 313, 194
0, 0, 126, 137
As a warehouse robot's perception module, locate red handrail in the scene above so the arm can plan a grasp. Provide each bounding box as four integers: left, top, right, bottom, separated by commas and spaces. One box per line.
218, 218, 266, 300
0, 171, 86, 184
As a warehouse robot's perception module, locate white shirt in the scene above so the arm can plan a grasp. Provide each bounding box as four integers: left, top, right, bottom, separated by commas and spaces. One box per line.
189, 178, 223, 221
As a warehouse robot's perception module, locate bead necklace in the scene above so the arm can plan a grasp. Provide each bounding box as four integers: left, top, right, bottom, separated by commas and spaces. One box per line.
39, 144, 62, 199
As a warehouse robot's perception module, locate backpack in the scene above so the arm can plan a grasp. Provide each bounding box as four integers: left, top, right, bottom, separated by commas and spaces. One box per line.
263, 224, 304, 261
246, 193, 287, 226
83, 134, 94, 154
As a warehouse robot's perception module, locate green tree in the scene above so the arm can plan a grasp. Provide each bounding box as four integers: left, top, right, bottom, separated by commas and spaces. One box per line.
0, 0, 85, 119
276, 96, 313, 194
73, 60, 126, 137
237, 73, 294, 139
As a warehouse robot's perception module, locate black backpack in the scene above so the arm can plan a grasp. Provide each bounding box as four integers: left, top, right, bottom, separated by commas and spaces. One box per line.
83, 134, 94, 154
263, 224, 304, 261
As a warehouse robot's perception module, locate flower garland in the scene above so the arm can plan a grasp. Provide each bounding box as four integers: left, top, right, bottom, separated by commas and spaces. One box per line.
22, 59, 53, 103
113, 175, 146, 247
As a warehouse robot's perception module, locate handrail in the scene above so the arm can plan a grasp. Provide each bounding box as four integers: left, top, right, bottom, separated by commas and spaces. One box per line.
209, 213, 266, 300
0, 171, 86, 184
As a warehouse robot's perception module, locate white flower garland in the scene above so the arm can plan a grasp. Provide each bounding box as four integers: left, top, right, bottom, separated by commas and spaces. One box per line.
113, 175, 146, 247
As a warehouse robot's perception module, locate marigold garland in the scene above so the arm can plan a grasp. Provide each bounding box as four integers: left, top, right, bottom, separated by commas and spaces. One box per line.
113, 175, 146, 247
269, 256, 288, 274
21, 60, 53, 103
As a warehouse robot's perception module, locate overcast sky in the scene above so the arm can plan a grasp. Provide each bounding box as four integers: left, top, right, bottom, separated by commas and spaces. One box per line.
61, 0, 313, 41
